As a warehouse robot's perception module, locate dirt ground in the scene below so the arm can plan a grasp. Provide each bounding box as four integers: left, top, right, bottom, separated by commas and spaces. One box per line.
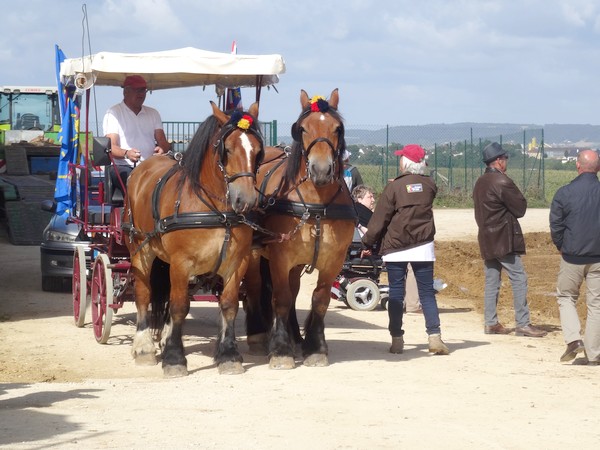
1, 208, 599, 449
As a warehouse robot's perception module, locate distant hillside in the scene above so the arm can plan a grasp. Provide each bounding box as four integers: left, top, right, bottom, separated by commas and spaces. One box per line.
279, 123, 600, 147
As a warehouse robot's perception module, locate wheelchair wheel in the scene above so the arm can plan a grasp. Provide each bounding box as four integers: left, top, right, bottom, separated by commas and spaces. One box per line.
346, 279, 380, 311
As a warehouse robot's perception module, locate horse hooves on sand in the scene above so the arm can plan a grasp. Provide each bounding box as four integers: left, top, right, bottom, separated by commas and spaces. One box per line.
163, 364, 188, 378
218, 361, 245, 375
269, 355, 296, 370
303, 353, 329, 367
134, 353, 158, 366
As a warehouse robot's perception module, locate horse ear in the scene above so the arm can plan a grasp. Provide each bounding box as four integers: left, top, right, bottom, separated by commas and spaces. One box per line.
210, 101, 229, 126
248, 101, 259, 120
300, 90, 309, 109
328, 88, 339, 110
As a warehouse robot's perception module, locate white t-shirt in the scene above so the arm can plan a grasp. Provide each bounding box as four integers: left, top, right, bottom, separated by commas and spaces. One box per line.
103, 102, 163, 167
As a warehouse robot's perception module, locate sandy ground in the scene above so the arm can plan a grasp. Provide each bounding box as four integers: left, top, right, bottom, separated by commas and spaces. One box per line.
1, 208, 599, 449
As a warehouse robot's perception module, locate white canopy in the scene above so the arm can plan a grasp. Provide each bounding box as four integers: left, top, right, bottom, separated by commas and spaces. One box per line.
60, 47, 286, 91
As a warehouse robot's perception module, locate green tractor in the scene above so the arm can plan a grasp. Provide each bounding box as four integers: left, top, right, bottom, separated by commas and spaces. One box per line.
0, 86, 62, 245
0, 86, 61, 166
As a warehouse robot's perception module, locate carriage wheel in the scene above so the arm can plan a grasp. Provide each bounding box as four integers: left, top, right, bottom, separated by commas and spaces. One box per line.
345, 279, 381, 311
91, 253, 114, 344
72, 245, 88, 327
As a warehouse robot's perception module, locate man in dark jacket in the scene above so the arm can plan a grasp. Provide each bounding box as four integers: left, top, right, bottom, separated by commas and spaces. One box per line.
472, 142, 546, 338
362, 144, 449, 355
550, 149, 600, 365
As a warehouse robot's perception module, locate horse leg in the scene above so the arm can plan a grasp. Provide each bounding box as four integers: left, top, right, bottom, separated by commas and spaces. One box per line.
131, 253, 159, 366
289, 265, 304, 346
160, 269, 190, 378
302, 273, 334, 367
214, 262, 246, 375
244, 255, 270, 355
268, 266, 296, 370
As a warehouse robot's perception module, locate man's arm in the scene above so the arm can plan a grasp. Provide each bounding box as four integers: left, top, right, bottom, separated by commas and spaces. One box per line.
154, 129, 170, 154
549, 189, 566, 251
105, 133, 138, 162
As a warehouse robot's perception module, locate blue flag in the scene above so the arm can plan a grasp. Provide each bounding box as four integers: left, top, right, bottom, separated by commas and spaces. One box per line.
54, 45, 67, 119
54, 86, 81, 216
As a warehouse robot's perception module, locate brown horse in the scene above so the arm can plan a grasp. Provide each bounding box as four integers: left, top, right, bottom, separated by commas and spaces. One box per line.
244, 89, 357, 369
123, 102, 263, 377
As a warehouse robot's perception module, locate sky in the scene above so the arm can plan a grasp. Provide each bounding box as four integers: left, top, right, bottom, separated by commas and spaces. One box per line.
2, 0, 600, 129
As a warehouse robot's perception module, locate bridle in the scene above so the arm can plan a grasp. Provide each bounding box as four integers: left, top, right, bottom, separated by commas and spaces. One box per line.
214, 122, 264, 185
291, 108, 344, 175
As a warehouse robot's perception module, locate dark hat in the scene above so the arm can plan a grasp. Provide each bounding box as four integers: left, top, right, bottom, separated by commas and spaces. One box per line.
482, 142, 506, 164
395, 144, 425, 163
122, 75, 147, 89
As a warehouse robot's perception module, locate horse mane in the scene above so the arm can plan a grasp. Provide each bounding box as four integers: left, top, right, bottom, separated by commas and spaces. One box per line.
178, 110, 263, 193
179, 115, 221, 192
284, 106, 346, 183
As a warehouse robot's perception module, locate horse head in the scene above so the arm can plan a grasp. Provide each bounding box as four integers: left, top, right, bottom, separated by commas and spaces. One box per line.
289, 89, 345, 187
210, 101, 264, 213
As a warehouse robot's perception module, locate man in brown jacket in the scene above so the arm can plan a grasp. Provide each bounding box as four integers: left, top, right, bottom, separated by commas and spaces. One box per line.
472, 142, 546, 338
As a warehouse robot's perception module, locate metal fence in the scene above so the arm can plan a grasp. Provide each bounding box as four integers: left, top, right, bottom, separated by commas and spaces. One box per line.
165, 120, 552, 206
277, 122, 548, 206
163, 121, 276, 153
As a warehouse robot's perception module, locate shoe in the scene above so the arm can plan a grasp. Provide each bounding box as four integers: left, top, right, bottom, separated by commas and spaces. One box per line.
484, 323, 511, 335
390, 336, 404, 354
428, 334, 450, 355
406, 307, 423, 315
515, 324, 547, 338
588, 360, 600, 366
560, 340, 585, 362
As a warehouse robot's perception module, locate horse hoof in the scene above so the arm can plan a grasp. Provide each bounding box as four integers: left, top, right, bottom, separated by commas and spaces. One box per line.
218, 361, 245, 375
134, 353, 158, 366
303, 353, 329, 367
269, 355, 295, 370
247, 333, 268, 356
163, 364, 188, 378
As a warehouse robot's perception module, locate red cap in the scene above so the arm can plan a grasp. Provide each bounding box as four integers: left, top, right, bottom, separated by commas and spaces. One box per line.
123, 75, 147, 89
395, 144, 425, 162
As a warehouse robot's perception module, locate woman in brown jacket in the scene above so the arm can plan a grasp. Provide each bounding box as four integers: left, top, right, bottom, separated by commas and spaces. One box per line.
362, 144, 449, 355
472, 142, 546, 338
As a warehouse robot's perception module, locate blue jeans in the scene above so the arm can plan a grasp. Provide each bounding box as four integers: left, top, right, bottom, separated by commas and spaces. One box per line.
483, 254, 530, 327
386, 261, 441, 336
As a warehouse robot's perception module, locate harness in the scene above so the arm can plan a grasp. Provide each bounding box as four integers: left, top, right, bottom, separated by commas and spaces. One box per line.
255, 111, 358, 273
122, 121, 262, 277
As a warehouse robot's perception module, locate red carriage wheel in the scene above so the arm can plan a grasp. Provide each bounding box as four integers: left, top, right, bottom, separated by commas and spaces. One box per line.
72, 245, 88, 327
91, 253, 114, 344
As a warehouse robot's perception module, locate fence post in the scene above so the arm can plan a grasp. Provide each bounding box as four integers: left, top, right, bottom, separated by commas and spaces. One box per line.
271, 120, 277, 146
523, 129, 526, 191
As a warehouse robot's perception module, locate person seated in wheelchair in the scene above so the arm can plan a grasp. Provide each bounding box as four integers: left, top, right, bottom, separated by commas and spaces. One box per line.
102, 75, 170, 199
349, 184, 382, 268
352, 184, 375, 236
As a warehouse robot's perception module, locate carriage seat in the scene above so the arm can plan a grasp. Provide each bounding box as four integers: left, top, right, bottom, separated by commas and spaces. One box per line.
92, 136, 124, 207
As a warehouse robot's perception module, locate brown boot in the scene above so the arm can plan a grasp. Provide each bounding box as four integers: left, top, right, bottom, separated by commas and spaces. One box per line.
515, 324, 547, 338
390, 337, 404, 354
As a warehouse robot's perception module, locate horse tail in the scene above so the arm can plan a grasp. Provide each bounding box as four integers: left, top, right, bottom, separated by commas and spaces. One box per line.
259, 256, 273, 326
150, 257, 171, 332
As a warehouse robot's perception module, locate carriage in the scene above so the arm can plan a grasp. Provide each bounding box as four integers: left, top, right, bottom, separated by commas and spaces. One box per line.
58, 45, 360, 376
56, 47, 285, 350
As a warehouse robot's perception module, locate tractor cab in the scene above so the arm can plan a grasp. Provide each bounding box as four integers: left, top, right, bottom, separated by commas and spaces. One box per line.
0, 86, 61, 145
